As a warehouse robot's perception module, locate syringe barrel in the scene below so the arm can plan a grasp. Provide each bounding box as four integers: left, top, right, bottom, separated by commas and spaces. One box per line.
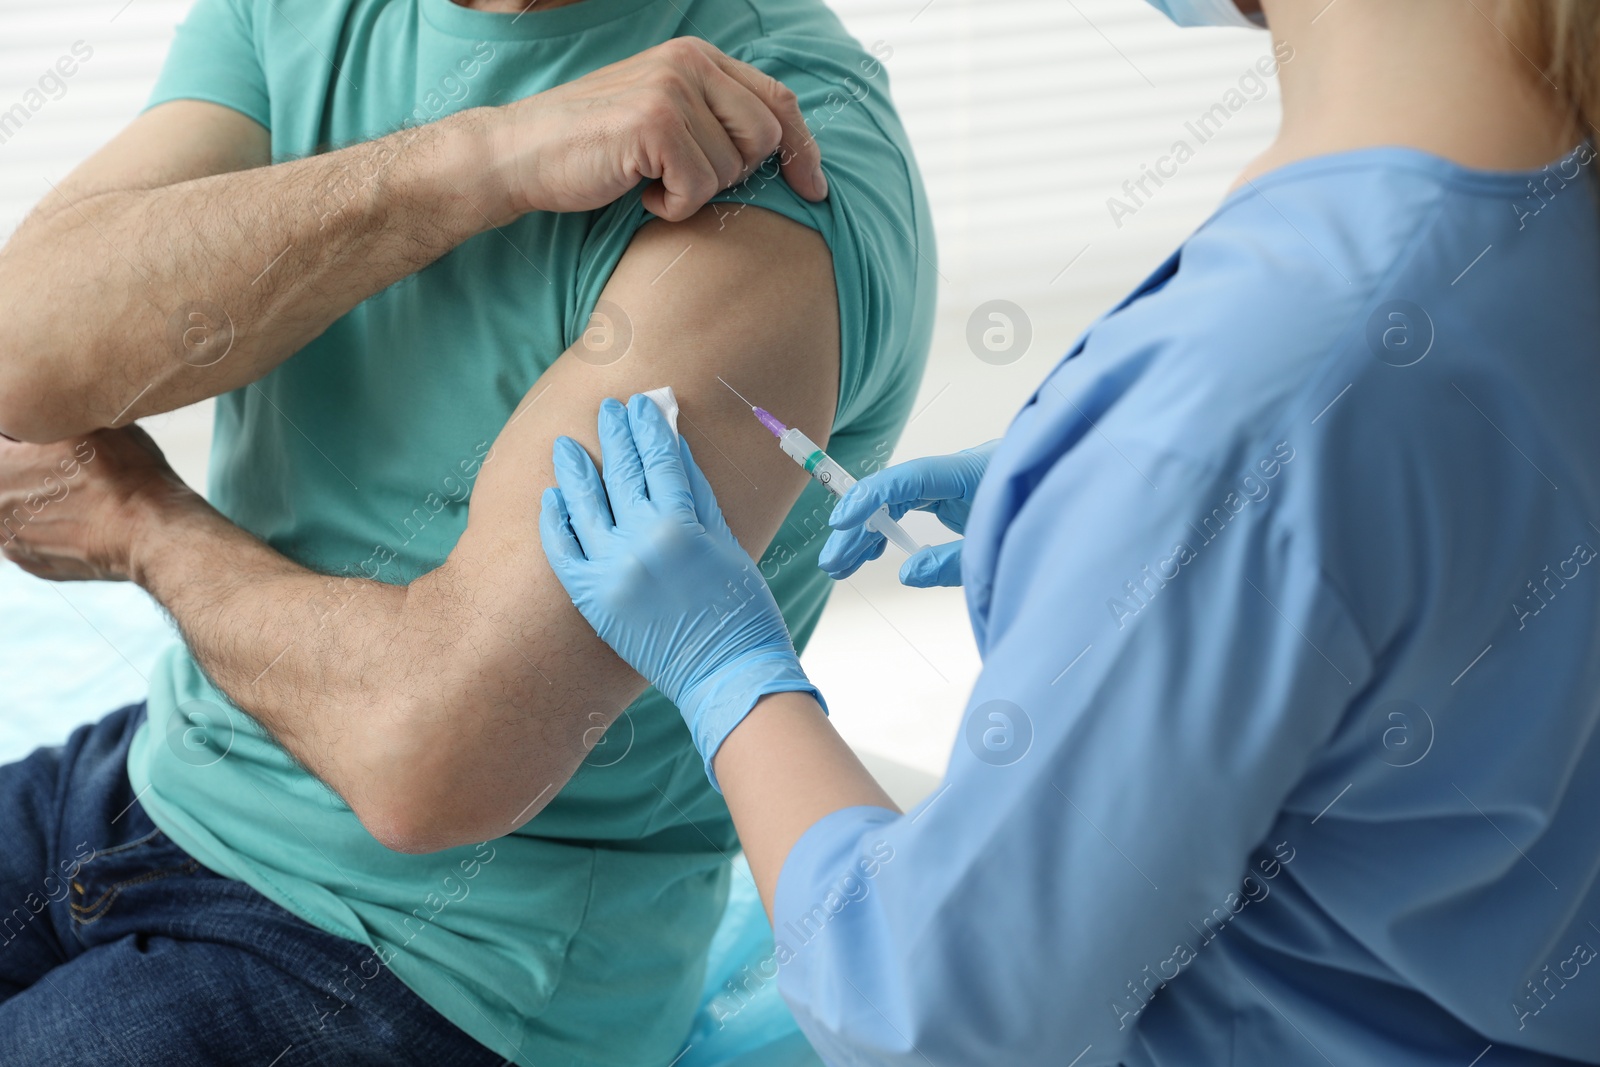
779, 428, 856, 498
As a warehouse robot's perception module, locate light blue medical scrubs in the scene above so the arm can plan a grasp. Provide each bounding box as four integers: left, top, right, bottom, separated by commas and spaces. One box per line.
773, 146, 1600, 1065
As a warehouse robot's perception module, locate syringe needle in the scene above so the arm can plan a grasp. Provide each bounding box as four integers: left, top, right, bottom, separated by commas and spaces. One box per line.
716, 374, 757, 409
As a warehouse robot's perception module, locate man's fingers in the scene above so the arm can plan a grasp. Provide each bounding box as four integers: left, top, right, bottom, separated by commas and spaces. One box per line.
707, 52, 826, 201
643, 121, 722, 221
679, 83, 748, 190
633, 39, 826, 217
696, 63, 784, 178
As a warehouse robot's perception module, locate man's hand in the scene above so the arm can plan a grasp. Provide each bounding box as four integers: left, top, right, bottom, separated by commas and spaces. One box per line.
492, 36, 828, 222
0, 36, 828, 441
0, 426, 202, 582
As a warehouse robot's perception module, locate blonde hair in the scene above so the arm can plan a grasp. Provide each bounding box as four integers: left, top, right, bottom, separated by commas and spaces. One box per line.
1520, 0, 1600, 144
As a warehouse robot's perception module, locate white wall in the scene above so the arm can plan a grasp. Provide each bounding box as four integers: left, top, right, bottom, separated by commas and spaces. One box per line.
0, 0, 1281, 773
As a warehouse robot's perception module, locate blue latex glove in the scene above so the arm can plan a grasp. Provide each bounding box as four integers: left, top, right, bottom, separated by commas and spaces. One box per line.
817, 440, 999, 586
539, 394, 823, 788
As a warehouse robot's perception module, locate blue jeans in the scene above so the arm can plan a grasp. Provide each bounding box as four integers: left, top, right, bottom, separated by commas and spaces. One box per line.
0, 704, 506, 1066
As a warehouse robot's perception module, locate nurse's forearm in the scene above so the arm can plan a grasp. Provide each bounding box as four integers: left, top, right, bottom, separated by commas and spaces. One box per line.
0, 106, 509, 443
714, 691, 898, 916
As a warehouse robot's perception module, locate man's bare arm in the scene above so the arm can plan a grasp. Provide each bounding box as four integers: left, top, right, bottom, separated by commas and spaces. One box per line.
0, 37, 824, 443
0, 100, 500, 442
108, 206, 837, 852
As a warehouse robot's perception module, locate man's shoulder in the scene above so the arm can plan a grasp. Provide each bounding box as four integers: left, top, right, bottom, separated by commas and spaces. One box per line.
693, 0, 906, 148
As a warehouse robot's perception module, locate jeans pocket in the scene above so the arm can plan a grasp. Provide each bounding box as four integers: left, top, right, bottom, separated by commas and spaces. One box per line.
69, 828, 201, 928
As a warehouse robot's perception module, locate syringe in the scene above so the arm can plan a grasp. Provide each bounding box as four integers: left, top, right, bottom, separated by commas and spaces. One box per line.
718, 378, 923, 556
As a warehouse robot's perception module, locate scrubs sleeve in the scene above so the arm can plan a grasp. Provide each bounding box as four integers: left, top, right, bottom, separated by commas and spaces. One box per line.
772, 434, 1375, 1066
144, 0, 269, 130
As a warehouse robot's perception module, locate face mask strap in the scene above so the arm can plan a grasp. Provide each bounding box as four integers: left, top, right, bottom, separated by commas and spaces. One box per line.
1146, 0, 1264, 30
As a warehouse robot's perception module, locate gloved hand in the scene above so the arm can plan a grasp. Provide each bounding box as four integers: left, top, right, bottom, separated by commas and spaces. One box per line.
818, 440, 999, 586
540, 394, 823, 788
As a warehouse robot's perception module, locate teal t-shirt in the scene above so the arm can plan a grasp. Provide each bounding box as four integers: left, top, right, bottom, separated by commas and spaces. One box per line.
125, 1, 934, 1063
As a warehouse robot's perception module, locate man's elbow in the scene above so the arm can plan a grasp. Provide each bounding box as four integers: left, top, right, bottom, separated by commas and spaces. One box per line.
352, 765, 502, 856
355, 784, 509, 856
358, 805, 465, 856
362, 800, 558, 857
347, 701, 563, 855
0, 354, 91, 443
